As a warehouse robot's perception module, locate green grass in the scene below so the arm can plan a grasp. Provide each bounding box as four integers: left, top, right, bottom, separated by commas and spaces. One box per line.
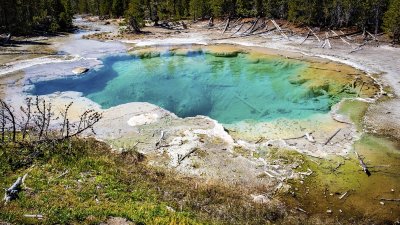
0, 138, 286, 225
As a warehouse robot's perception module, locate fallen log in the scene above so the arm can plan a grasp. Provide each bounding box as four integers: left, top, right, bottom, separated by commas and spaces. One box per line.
366, 30, 378, 42
155, 130, 166, 147
283, 131, 315, 143
357, 82, 365, 97
307, 27, 321, 42
250, 19, 266, 34
216, 27, 275, 41
255, 137, 265, 144
235, 94, 262, 114
231, 23, 244, 36
380, 198, 400, 202
247, 18, 261, 34
222, 18, 230, 34
355, 151, 371, 176
24, 214, 44, 220
231, 17, 242, 27
0, 33, 11, 45
208, 17, 214, 27
3, 174, 28, 203
331, 30, 351, 46
300, 31, 311, 45
241, 20, 257, 35
305, 133, 316, 143
324, 128, 341, 145
350, 41, 369, 53
271, 19, 289, 40
296, 207, 308, 213
321, 32, 332, 49
177, 148, 198, 165
338, 191, 349, 200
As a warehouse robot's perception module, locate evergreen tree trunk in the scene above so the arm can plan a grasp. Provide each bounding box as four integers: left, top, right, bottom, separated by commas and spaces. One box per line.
128, 16, 141, 33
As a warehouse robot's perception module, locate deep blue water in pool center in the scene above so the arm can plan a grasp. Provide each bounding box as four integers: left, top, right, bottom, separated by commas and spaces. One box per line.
31, 52, 334, 124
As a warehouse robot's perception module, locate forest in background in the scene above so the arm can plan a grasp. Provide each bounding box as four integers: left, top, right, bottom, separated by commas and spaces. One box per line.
0, 0, 399, 42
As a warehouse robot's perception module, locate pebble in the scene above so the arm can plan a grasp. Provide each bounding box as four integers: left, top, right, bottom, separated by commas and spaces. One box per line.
326, 209, 332, 214
380, 201, 385, 205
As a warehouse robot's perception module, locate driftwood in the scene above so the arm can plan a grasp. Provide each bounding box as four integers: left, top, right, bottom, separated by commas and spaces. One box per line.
300, 31, 311, 45
231, 17, 242, 27
355, 151, 371, 176
307, 27, 321, 42
222, 18, 230, 34
177, 148, 198, 165
271, 20, 288, 40
56, 170, 70, 179
332, 161, 344, 172
235, 94, 262, 114
24, 214, 44, 220
247, 18, 260, 34
380, 198, 400, 202
208, 17, 214, 27
339, 191, 349, 200
242, 20, 257, 35
305, 133, 316, 143
255, 137, 265, 144
3, 174, 28, 203
357, 82, 365, 97
366, 30, 378, 43
321, 32, 332, 48
331, 30, 351, 46
155, 130, 166, 147
295, 207, 307, 213
350, 41, 368, 53
331, 113, 352, 125
251, 18, 267, 34
231, 23, 244, 36
0, 33, 11, 45
324, 128, 341, 145
333, 30, 362, 39
283, 131, 315, 143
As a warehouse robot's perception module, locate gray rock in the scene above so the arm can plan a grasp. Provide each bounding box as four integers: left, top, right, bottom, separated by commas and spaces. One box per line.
72, 67, 89, 75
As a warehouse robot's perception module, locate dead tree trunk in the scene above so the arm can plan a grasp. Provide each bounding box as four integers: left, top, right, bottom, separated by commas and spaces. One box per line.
222, 18, 230, 34
331, 30, 351, 46
3, 174, 28, 203
0, 99, 16, 142
231, 23, 244, 36
355, 151, 371, 176
307, 27, 321, 42
271, 19, 288, 40
324, 128, 341, 145
248, 18, 261, 34
321, 32, 332, 48
208, 17, 214, 27
300, 31, 311, 45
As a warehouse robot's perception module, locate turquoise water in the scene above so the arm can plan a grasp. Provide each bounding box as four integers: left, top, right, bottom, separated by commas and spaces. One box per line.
31, 52, 333, 124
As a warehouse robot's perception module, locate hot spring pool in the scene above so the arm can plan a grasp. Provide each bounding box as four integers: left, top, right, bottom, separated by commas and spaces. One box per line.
31, 49, 341, 124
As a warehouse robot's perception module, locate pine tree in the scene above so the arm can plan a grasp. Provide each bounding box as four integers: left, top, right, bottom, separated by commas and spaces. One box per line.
112, 0, 125, 17
383, 0, 400, 42
125, 0, 144, 32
